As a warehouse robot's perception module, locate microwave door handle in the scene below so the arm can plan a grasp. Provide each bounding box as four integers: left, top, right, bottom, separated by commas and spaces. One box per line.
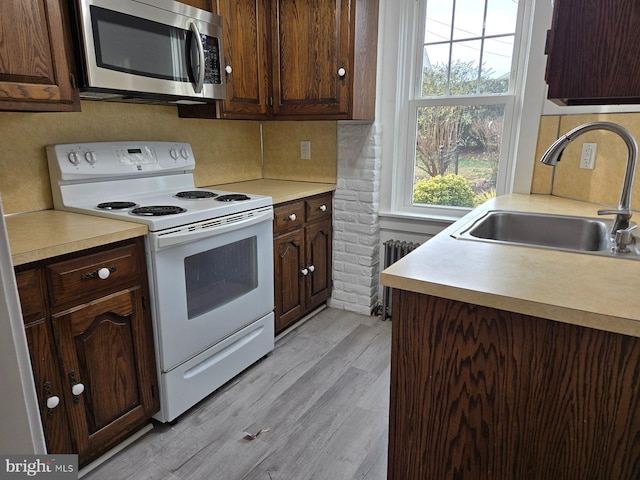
189, 22, 205, 94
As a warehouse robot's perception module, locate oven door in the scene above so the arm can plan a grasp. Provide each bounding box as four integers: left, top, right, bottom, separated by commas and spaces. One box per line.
147, 207, 274, 372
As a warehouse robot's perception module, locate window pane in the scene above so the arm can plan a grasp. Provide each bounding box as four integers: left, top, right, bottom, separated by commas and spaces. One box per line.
453, 0, 485, 40
425, 0, 454, 43
423, 44, 451, 96
485, 0, 518, 37
413, 104, 506, 207
480, 36, 514, 93
450, 40, 482, 95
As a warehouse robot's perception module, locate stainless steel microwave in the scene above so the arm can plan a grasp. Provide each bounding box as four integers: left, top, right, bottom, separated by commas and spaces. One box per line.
69, 0, 226, 103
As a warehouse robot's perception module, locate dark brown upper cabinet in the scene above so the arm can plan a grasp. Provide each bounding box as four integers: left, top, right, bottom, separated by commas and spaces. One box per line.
545, 0, 640, 105
0, 0, 80, 112
179, 0, 379, 120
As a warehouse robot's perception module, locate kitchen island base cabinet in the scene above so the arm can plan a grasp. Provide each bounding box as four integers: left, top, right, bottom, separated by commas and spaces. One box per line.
388, 290, 640, 480
15, 237, 159, 467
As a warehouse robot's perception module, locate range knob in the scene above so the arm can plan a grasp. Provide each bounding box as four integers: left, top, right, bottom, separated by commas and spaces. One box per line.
84, 151, 97, 165
68, 152, 80, 166
180, 148, 190, 159
169, 148, 179, 160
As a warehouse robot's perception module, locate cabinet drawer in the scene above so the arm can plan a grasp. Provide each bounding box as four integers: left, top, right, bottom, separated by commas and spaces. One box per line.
274, 200, 305, 233
46, 243, 140, 308
16, 269, 46, 326
306, 193, 332, 222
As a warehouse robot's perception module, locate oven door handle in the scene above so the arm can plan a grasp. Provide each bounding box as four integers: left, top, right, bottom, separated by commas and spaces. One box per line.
152, 208, 273, 250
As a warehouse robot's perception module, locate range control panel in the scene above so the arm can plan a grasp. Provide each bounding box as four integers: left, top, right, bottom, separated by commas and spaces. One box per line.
46, 141, 196, 181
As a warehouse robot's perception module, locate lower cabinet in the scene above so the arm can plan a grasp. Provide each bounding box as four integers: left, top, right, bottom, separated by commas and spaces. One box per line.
15, 237, 159, 467
273, 193, 332, 333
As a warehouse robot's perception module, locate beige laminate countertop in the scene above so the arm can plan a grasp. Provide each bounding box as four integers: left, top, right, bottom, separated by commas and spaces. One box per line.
6, 210, 148, 266
382, 194, 640, 338
209, 179, 336, 205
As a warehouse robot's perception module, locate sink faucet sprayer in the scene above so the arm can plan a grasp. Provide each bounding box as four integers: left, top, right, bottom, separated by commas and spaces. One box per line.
540, 121, 637, 241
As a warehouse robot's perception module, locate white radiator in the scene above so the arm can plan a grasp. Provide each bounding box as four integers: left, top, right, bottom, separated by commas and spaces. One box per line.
382, 239, 420, 320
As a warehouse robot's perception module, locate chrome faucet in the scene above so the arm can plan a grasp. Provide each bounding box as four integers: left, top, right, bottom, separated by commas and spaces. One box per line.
540, 121, 637, 235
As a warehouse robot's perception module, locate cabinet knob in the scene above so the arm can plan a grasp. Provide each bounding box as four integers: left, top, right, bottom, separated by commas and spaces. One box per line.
308, 265, 315, 272
46, 396, 60, 410
81, 265, 117, 281
301, 268, 309, 276
337, 67, 346, 78
71, 383, 85, 396
225, 65, 232, 74
319, 204, 327, 211
287, 213, 297, 221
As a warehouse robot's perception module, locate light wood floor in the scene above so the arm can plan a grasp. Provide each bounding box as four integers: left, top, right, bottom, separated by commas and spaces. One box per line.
84, 308, 391, 480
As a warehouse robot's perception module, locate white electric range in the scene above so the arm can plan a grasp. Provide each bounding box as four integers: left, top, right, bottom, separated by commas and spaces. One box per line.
47, 141, 275, 422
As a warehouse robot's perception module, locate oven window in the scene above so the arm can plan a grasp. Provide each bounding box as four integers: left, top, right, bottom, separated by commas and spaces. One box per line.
184, 236, 258, 319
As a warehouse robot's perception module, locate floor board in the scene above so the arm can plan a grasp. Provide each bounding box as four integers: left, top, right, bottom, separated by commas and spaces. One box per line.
83, 308, 391, 480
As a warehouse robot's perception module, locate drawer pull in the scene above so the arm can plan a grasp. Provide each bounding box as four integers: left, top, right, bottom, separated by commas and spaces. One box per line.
286, 213, 297, 221
81, 265, 117, 281
319, 204, 327, 212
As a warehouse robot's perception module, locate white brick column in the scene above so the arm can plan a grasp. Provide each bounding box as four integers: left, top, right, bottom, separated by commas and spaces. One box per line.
329, 122, 382, 315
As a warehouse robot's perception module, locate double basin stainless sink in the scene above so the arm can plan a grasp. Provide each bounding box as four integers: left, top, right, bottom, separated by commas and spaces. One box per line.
452, 210, 640, 260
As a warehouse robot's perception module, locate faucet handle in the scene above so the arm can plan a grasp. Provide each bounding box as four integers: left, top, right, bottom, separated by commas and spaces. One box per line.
614, 224, 638, 253
597, 208, 633, 234
597, 208, 632, 217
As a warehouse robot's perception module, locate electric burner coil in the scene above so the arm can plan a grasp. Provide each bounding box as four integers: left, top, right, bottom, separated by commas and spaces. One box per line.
131, 205, 187, 216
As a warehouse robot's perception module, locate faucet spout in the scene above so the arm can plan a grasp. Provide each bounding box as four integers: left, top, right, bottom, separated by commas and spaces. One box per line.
540, 121, 638, 234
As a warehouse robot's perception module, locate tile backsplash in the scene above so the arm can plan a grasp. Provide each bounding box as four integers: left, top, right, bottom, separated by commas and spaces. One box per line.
532, 112, 640, 212
0, 102, 337, 215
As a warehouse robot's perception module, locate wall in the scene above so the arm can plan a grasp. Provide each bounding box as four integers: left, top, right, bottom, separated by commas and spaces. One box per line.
531, 112, 640, 212
263, 122, 337, 182
0, 102, 337, 215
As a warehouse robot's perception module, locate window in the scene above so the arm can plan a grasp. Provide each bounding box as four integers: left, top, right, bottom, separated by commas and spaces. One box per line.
397, 0, 529, 217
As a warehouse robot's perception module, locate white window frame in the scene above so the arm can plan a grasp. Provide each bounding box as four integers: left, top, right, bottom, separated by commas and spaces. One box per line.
383, 0, 547, 222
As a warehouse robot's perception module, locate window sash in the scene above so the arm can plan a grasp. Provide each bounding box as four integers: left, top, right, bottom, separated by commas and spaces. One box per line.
393, 0, 526, 218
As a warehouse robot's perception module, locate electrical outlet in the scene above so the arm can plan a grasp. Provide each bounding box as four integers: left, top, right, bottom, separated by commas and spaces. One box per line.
300, 141, 311, 160
580, 142, 597, 169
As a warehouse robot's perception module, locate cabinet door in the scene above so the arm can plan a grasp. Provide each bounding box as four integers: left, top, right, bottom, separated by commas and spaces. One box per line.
219, 0, 270, 118
545, 0, 640, 105
274, 228, 305, 333
0, 0, 79, 111
17, 269, 75, 454
270, 0, 350, 117
52, 287, 159, 465
305, 218, 332, 311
